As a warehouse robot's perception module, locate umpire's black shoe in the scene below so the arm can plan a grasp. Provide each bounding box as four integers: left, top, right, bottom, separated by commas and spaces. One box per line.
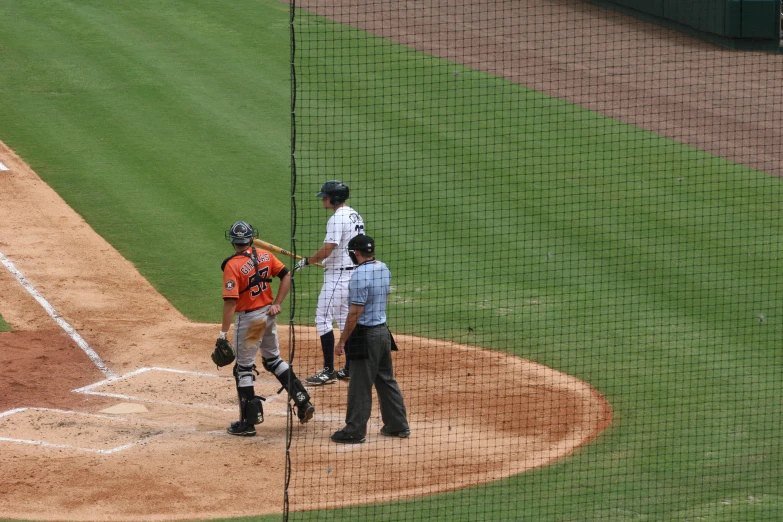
336, 367, 350, 381
227, 421, 256, 437
380, 425, 411, 438
331, 429, 366, 444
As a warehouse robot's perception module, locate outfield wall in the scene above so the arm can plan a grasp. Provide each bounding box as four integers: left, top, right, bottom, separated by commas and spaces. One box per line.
591, 0, 781, 51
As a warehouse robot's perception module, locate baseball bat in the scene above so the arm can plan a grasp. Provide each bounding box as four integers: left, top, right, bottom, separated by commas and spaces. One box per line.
252, 239, 324, 268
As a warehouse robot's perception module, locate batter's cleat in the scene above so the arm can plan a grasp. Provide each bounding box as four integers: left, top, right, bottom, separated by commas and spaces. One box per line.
297, 402, 315, 424
227, 421, 256, 437
331, 429, 366, 444
380, 425, 411, 438
336, 367, 350, 381
305, 368, 337, 386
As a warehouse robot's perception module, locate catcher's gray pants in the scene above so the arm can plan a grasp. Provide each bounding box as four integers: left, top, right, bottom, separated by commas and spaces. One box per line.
343, 325, 408, 439
234, 305, 289, 386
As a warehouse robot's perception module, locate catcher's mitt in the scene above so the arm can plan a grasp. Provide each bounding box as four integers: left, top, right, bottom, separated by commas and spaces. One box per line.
211, 337, 236, 367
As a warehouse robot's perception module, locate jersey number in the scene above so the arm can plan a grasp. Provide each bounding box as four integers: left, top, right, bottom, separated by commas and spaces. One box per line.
250, 267, 269, 297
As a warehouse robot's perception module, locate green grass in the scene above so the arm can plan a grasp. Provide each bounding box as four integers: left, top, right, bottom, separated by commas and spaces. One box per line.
0, 0, 292, 320
0, 2, 781, 522
0, 315, 11, 332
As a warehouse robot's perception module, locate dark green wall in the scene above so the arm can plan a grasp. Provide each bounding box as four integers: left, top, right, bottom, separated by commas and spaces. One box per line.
591, 0, 781, 51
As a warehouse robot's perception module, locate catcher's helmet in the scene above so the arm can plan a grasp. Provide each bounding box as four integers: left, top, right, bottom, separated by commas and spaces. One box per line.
316, 180, 349, 205
225, 221, 258, 245
347, 234, 374, 265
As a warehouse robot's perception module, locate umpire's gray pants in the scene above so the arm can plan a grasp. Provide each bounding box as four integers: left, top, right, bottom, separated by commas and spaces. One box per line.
344, 325, 409, 438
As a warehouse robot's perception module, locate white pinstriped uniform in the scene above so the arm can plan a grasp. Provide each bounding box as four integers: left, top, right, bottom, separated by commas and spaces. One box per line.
315, 205, 364, 336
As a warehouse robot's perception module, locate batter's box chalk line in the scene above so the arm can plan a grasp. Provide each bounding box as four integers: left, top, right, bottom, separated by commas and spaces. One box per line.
73, 366, 288, 415
0, 250, 115, 379
0, 407, 167, 454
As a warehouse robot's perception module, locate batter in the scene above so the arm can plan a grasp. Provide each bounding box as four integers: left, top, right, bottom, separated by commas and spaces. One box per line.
294, 180, 365, 385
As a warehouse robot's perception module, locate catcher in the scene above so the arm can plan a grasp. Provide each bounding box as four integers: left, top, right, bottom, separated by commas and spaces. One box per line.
212, 221, 315, 437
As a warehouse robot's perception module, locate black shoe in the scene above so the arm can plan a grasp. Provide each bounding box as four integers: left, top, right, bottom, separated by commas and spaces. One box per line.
305, 368, 337, 386
227, 421, 256, 437
380, 425, 410, 438
297, 402, 315, 424
331, 429, 366, 444
336, 367, 350, 381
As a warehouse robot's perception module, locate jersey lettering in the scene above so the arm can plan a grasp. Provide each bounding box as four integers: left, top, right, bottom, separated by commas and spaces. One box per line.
240, 260, 253, 275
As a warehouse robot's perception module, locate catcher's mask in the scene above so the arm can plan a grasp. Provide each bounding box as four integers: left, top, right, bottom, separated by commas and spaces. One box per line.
347, 234, 374, 265
316, 180, 349, 206
226, 221, 258, 246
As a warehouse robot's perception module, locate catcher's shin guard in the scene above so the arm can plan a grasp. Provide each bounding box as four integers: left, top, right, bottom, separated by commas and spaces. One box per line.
245, 396, 265, 425
237, 386, 265, 425
277, 369, 315, 424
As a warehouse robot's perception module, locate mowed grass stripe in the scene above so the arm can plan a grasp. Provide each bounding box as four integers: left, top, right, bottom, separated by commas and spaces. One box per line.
0, 0, 292, 316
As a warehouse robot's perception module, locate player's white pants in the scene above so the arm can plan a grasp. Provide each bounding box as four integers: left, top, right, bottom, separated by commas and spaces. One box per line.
315, 268, 351, 336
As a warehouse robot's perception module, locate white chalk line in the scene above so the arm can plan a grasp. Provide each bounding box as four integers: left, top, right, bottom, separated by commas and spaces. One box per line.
0, 161, 9, 171
0, 407, 159, 454
0, 250, 115, 380
73, 367, 286, 413
72, 367, 238, 411
0, 368, 293, 453
71, 366, 224, 394
0, 437, 142, 454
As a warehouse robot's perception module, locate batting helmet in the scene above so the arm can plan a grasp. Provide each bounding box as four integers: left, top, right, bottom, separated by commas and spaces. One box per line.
316, 180, 350, 206
347, 234, 374, 265
225, 221, 258, 245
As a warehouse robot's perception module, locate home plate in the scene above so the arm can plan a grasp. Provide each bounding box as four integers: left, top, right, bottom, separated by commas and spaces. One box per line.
100, 403, 149, 414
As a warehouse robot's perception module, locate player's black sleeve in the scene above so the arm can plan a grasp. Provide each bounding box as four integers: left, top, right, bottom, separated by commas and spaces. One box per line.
277, 267, 290, 280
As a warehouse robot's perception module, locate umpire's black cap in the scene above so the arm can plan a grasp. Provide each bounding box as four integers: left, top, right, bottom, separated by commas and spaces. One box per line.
348, 234, 374, 254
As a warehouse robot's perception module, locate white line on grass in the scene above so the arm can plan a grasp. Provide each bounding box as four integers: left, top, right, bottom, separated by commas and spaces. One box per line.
0, 250, 115, 380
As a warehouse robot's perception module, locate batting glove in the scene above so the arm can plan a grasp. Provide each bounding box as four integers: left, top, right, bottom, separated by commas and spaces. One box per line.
294, 258, 309, 272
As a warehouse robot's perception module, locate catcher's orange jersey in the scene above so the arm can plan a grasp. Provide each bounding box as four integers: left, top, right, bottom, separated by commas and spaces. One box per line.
222, 247, 287, 311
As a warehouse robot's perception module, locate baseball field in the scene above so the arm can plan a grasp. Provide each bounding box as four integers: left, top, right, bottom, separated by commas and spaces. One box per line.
1, 0, 781, 521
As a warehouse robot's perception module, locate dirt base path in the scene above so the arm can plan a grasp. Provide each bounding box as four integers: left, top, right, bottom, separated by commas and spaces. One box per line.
0, 140, 610, 520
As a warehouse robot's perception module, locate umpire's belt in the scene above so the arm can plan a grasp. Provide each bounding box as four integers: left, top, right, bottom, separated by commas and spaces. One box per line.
356, 322, 386, 329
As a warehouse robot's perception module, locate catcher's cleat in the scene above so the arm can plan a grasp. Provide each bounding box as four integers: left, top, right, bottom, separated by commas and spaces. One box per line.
227, 421, 256, 437
305, 368, 337, 386
330, 429, 365, 444
297, 402, 315, 424
335, 367, 350, 381
380, 425, 411, 438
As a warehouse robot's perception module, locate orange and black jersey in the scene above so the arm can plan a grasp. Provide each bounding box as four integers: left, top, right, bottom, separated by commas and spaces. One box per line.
222, 247, 288, 311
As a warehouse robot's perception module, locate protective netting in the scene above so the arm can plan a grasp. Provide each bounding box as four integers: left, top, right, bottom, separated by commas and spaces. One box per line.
286, 1, 782, 520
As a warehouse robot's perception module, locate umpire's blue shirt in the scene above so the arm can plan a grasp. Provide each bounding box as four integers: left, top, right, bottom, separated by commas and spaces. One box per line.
349, 260, 390, 326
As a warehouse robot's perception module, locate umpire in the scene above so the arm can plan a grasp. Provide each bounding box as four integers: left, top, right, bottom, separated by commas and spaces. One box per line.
331, 235, 409, 444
